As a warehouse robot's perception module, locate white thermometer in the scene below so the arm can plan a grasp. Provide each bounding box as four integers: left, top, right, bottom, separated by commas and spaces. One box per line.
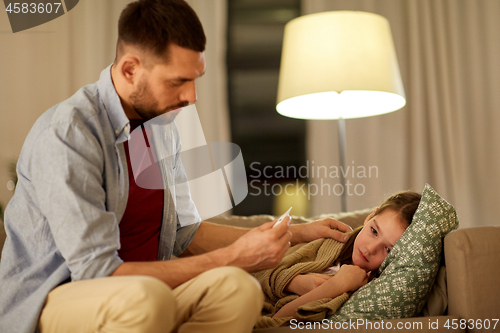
273, 206, 293, 228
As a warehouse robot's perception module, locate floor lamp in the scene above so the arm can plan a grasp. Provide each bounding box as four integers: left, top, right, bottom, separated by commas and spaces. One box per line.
276, 11, 406, 212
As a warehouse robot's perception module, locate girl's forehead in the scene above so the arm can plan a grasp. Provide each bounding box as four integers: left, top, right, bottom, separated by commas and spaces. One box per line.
370, 213, 406, 246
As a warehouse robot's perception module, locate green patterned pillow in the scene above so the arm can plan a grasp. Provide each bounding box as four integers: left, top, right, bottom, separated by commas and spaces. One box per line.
329, 184, 459, 321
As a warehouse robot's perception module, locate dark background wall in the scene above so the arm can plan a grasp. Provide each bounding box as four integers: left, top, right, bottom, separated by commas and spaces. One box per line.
227, 0, 307, 215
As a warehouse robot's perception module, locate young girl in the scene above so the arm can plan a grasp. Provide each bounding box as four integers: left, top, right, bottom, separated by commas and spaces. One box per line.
253, 191, 421, 328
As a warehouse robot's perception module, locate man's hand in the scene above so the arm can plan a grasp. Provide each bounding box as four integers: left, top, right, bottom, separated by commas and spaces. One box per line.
289, 218, 353, 244
225, 217, 292, 273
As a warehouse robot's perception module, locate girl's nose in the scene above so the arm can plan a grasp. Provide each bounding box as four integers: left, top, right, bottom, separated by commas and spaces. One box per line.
366, 242, 378, 255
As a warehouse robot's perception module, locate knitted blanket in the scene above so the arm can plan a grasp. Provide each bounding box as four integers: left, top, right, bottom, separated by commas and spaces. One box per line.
253, 235, 355, 328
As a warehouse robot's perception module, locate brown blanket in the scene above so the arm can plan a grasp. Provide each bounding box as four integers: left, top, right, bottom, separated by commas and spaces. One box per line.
252, 235, 355, 328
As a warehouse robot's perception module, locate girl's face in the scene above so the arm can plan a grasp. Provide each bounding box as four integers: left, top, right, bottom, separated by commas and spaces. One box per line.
352, 209, 407, 272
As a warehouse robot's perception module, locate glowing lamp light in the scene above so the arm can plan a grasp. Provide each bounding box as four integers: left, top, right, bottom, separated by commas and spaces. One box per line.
276, 11, 406, 211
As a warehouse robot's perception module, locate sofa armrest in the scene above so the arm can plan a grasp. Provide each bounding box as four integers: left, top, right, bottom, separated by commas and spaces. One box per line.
444, 227, 500, 328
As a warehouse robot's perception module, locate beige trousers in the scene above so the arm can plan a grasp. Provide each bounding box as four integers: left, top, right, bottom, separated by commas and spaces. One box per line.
38, 267, 264, 333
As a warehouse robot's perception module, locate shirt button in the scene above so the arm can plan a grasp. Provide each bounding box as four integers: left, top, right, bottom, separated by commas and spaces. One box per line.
125, 125, 130, 133
115, 129, 119, 135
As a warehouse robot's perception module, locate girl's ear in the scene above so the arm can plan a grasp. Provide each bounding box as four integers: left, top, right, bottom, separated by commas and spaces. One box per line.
363, 208, 378, 226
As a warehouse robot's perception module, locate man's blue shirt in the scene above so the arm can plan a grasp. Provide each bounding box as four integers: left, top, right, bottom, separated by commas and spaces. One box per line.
0, 66, 201, 333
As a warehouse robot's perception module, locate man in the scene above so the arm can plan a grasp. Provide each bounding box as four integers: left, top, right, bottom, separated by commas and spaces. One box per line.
0, 1, 352, 332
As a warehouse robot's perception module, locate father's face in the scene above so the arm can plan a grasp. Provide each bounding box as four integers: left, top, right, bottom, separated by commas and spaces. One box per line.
130, 43, 206, 121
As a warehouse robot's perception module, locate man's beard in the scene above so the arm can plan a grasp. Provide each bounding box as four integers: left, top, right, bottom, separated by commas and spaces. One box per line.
129, 77, 189, 121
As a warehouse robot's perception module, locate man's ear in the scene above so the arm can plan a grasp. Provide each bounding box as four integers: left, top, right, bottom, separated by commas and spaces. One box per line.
363, 208, 378, 226
118, 54, 143, 85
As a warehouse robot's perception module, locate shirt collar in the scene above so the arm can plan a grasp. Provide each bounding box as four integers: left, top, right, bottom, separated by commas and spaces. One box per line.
97, 65, 130, 143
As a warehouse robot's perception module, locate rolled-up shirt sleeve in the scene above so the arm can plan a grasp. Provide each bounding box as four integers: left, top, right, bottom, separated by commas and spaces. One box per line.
173, 221, 200, 256
171, 125, 201, 256
30, 120, 123, 281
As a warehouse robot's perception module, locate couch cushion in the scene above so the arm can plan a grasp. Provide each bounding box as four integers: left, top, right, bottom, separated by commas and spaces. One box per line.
206, 214, 275, 228
206, 208, 374, 230
445, 226, 500, 324
421, 266, 448, 316
329, 184, 459, 321
307, 208, 374, 230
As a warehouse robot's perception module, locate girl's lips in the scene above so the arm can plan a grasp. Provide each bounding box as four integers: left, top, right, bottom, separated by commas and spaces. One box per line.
359, 250, 369, 262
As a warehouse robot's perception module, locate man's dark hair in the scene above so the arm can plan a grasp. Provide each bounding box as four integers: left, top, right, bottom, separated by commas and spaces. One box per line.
115, 0, 206, 62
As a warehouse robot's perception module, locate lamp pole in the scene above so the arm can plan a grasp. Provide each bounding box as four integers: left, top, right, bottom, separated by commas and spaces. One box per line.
276, 12, 407, 213
338, 117, 347, 212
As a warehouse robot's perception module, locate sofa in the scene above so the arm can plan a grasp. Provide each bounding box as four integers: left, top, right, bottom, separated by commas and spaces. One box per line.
206, 209, 500, 333
1, 209, 499, 333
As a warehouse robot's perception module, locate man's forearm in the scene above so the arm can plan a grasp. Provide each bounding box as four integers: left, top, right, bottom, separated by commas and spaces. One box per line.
113, 219, 294, 289
183, 219, 307, 257
182, 221, 250, 256
111, 247, 233, 289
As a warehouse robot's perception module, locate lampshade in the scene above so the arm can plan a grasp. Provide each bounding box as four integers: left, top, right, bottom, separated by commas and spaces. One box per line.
276, 11, 406, 120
